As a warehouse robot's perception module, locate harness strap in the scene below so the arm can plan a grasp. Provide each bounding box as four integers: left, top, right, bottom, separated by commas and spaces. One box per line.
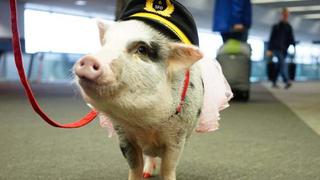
9, 0, 98, 128
176, 70, 190, 114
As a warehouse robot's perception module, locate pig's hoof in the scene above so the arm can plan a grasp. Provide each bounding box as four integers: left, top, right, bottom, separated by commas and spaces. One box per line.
143, 172, 152, 179
143, 156, 157, 178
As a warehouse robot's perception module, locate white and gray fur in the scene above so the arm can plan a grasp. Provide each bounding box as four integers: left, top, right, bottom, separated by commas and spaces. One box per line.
75, 20, 204, 180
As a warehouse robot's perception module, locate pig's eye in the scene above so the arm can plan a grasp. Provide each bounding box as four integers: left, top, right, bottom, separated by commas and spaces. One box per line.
137, 45, 148, 55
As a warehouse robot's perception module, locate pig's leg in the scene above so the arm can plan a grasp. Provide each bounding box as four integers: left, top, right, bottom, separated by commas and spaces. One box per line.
160, 140, 186, 180
116, 126, 143, 180
143, 155, 157, 178
119, 139, 143, 180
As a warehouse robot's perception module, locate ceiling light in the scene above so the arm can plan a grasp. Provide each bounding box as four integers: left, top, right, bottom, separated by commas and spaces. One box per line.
288, 5, 320, 12
303, 14, 320, 19
74, 0, 87, 6
252, 0, 303, 4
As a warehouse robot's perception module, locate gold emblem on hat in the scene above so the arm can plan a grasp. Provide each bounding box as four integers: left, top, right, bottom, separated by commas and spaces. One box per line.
144, 0, 174, 17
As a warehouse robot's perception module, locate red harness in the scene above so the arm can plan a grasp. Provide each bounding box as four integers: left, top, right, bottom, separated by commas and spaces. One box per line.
9, 0, 190, 128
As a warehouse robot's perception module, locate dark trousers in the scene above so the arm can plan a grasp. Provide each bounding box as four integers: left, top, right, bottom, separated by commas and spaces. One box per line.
272, 50, 289, 84
221, 30, 248, 43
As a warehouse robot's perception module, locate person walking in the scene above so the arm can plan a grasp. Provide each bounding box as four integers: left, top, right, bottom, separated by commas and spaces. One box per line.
267, 8, 295, 89
213, 0, 252, 43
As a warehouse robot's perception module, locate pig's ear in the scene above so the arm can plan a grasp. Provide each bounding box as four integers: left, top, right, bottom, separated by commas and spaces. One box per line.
97, 20, 108, 46
167, 42, 203, 72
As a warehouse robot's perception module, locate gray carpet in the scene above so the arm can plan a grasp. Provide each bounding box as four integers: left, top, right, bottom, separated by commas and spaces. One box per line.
0, 83, 320, 180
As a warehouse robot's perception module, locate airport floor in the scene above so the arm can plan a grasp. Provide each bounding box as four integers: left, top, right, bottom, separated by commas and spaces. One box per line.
0, 82, 320, 180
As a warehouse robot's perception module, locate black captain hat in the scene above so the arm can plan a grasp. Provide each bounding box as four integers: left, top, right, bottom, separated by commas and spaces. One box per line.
118, 0, 199, 46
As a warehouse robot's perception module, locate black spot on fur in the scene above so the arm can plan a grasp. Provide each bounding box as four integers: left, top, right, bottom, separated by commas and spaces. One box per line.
148, 41, 161, 62
127, 41, 161, 63
190, 82, 194, 89
119, 142, 138, 169
120, 145, 128, 159
114, 125, 121, 131
201, 77, 204, 95
197, 109, 201, 117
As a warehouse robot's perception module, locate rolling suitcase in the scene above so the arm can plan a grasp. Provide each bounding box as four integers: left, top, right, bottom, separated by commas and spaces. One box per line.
288, 62, 296, 81
288, 56, 296, 81
217, 39, 251, 101
266, 60, 277, 81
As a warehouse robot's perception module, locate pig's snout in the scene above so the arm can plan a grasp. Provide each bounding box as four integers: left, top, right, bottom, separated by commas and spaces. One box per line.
75, 55, 103, 81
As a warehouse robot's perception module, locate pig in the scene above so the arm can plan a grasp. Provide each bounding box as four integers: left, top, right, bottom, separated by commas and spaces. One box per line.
74, 20, 232, 180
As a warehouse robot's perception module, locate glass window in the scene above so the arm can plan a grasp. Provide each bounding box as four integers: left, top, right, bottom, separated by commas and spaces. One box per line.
295, 42, 320, 64
24, 10, 52, 53
247, 37, 264, 61
198, 30, 223, 59
24, 9, 112, 54
198, 31, 265, 62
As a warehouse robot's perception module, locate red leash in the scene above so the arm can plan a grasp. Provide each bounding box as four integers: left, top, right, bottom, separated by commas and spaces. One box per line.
9, 0, 98, 128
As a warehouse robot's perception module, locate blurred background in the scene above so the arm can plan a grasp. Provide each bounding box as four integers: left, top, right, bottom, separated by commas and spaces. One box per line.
0, 0, 319, 82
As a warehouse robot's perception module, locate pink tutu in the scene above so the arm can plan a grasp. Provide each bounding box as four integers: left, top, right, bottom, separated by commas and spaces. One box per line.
99, 113, 116, 138
99, 57, 233, 136
195, 57, 233, 133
